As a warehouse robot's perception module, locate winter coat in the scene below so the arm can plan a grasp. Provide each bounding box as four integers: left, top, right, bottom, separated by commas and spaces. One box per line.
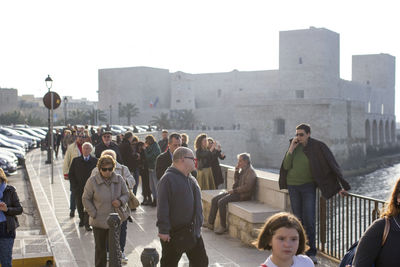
63, 142, 82, 175
232, 165, 257, 201
68, 155, 98, 195
0, 185, 23, 236
119, 139, 139, 172
279, 137, 351, 199
91, 162, 135, 190
144, 142, 161, 170
82, 172, 130, 229
210, 150, 225, 187
94, 141, 123, 164
155, 150, 173, 180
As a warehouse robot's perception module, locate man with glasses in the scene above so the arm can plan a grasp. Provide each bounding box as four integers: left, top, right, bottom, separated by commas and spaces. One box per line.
94, 131, 122, 163
157, 147, 208, 267
279, 123, 351, 264
205, 153, 256, 235
63, 131, 86, 218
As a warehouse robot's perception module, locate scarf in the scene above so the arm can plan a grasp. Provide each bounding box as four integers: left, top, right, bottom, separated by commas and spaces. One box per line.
0, 182, 7, 223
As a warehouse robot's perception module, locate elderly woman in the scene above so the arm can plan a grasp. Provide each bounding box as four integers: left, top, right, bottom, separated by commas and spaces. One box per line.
83, 155, 130, 267
0, 168, 23, 267
91, 150, 135, 264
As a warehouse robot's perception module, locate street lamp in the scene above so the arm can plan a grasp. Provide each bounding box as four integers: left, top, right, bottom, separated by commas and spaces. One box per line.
45, 75, 53, 165
109, 105, 112, 125
63, 96, 68, 125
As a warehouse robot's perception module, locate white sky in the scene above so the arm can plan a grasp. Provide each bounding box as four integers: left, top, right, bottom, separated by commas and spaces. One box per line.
1, 0, 399, 119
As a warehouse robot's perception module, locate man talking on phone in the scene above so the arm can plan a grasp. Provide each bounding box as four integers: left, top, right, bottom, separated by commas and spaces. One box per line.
279, 123, 351, 264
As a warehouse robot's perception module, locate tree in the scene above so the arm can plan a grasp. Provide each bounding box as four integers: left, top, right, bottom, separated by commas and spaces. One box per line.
0, 111, 45, 126
120, 103, 140, 125
150, 112, 171, 129
176, 109, 196, 130
68, 110, 91, 125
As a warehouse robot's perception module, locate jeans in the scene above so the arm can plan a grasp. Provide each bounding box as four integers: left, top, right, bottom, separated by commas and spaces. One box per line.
288, 182, 317, 256
120, 220, 127, 253
149, 169, 158, 201
131, 169, 139, 195
70, 189, 76, 212
160, 236, 208, 267
0, 237, 14, 267
208, 192, 240, 228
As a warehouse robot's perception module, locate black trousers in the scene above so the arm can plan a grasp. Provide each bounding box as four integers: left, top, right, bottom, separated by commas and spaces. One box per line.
140, 168, 151, 198
93, 227, 109, 267
75, 192, 89, 226
208, 192, 240, 228
160, 236, 208, 267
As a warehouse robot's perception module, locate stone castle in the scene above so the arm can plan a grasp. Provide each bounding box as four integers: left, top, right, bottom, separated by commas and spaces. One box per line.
98, 27, 396, 169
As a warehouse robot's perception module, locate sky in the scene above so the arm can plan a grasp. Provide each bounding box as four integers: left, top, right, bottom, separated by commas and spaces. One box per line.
1, 0, 399, 119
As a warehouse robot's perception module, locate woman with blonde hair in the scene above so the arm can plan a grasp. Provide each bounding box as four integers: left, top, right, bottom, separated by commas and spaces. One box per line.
82, 155, 130, 267
194, 133, 215, 190
352, 178, 400, 266
0, 168, 23, 267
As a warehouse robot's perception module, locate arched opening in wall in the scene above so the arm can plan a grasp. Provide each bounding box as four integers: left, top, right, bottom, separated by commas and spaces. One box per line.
391, 121, 396, 143
365, 120, 371, 146
379, 120, 384, 145
385, 120, 390, 144
372, 120, 378, 146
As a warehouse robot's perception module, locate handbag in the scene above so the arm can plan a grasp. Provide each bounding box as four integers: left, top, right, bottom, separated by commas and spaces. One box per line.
169, 181, 197, 253
128, 190, 140, 209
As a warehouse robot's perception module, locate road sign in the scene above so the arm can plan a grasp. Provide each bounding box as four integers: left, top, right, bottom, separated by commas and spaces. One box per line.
43, 91, 61, 109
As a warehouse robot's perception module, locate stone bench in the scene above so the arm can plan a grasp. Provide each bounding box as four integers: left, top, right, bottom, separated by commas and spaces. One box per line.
201, 166, 291, 245
201, 189, 281, 245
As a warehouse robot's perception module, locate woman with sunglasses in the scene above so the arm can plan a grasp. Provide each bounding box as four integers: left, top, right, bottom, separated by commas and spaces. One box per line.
82, 155, 130, 267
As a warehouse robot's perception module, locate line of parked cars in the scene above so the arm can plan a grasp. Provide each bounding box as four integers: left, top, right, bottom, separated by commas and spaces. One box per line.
0, 125, 47, 175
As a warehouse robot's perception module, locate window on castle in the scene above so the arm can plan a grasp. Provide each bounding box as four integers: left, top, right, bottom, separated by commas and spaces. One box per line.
299, 57, 303, 64
176, 99, 181, 103
367, 80, 370, 85
274, 119, 285, 135
368, 102, 371, 113
296, 90, 304, 98
217, 89, 222, 97
381, 104, 384, 115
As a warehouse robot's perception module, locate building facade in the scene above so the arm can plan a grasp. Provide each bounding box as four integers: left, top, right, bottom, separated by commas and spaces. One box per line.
0, 88, 18, 115
98, 27, 396, 169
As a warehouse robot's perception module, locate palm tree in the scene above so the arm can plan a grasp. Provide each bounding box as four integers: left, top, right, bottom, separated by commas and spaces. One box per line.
68, 110, 91, 125
150, 112, 171, 129
120, 103, 140, 125
177, 109, 196, 130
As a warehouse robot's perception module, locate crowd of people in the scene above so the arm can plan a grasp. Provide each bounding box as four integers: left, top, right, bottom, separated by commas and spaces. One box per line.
2, 122, 399, 267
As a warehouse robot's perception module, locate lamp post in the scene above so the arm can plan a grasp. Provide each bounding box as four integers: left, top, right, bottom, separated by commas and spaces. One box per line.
63, 96, 68, 126
109, 105, 112, 125
45, 75, 53, 165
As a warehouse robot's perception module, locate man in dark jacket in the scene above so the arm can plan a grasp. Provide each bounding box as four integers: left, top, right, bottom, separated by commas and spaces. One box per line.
279, 123, 350, 264
94, 131, 122, 163
157, 147, 208, 267
119, 132, 140, 194
69, 142, 98, 231
158, 130, 169, 152
155, 133, 181, 180
206, 153, 256, 234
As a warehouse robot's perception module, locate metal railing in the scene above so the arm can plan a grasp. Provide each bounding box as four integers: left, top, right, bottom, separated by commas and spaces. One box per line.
316, 191, 386, 260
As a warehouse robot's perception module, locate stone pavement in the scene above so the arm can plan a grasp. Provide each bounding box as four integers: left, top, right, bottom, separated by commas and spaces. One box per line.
24, 149, 336, 266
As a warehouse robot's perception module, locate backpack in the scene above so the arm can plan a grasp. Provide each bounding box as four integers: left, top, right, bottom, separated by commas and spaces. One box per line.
339, 217, 390, 267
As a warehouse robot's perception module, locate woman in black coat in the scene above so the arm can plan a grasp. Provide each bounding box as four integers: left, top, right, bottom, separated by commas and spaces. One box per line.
208, 138, 226, 188
137, 142, 152, 205
0, 168, 23, 267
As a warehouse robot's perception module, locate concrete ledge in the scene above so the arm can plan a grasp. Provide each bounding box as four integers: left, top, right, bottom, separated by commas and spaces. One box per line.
228, 201, 280, 224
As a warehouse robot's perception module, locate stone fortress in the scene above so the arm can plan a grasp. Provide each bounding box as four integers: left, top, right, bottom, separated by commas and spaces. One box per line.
98, 27, 397, 169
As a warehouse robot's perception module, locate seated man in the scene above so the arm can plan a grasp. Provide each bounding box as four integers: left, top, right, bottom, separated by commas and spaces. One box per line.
206, 153, 257, 234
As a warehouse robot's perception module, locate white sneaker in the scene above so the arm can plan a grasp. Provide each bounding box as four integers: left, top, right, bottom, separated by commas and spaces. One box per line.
121, 252, 128, 263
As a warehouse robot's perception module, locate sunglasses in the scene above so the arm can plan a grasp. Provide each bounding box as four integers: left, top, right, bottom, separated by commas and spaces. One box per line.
184, 156, 196, 162
296, 133, 305, 137
101, 167, 113, 172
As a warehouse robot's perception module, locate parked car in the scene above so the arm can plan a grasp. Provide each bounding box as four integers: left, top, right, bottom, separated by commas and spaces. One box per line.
0, 133, 28, 151
0, 137, 26, 152
30, 128, 48, 136
0, 154, 18, 174
0, 127, 37, 148
0, 147, 25, 165
14, 127, 45, 147
0, 149, 19, 164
